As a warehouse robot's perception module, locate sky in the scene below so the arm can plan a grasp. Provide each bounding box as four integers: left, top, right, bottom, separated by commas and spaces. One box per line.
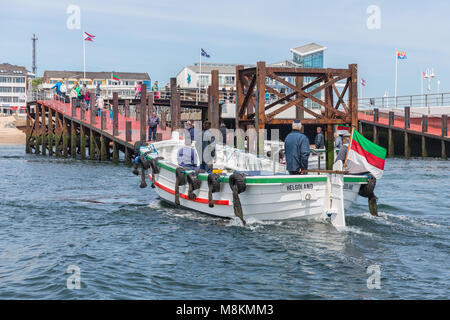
1, 0, 449, 98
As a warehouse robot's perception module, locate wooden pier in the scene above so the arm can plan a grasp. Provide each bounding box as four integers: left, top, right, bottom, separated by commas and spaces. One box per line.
359, 107, 449, 159
25, 74, 221, 163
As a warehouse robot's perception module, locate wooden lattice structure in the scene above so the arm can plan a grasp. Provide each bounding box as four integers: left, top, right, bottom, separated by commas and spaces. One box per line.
235, 62, 358, 168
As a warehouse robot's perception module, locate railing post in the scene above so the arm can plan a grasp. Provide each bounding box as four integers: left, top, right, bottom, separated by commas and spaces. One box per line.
124, 99, 130, 118
404, 106, 410, 129
90, 95, 96, 125
373, 108, 379, 122
71, 100, 76, 117
422, 115, 428, 133
389, 111, 394, 127
126, 121, 132, 142
113, 92, 119, 136
140, 84, 147, 142
101, 110, 107, 130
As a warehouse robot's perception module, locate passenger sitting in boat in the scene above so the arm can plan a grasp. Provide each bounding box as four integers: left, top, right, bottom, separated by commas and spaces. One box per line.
284, 120, 310, 175
177, 138, 198, 170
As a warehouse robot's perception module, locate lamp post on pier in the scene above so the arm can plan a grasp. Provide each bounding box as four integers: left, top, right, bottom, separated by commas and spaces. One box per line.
424, 68, 435, 115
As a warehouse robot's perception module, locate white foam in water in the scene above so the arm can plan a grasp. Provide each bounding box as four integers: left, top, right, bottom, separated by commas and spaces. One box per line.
359, 211, 446, 229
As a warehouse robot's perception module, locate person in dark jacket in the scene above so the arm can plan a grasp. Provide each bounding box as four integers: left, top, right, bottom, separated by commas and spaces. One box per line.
284, 120, 310, 175
219, 122, 227, 144
315, 127, 325, 149
148, 112, 160, 141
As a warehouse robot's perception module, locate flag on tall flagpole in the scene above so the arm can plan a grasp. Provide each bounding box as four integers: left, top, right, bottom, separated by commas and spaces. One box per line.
84, 32, 95, 41
361, 78, 367, 87
111, 73, 120, 81
345, 129, 387, 179
395, 50, 407, 106
396, 51, 407, 59
201, 48, 210, 58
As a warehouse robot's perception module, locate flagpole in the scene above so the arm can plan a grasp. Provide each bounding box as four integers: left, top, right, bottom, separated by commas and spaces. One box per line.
199, 48, 202, 97
394, 51, 398, 108
83, 30, 86, 84
421, 72, 424, 107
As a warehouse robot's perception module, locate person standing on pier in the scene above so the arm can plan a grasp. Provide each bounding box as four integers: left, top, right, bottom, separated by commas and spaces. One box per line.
135, 82, 142, 99
148, 112, 160, 142
284, 120, 310, 175
84, 90, 91, 110
152, 81, 159, 99
96, 83, 101, 97
315, 127, 325, 149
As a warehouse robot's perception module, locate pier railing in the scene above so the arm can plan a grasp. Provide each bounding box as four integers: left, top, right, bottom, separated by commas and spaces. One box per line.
29, 88, 237, 105
359, 106, 449, 139
359, 92, 450, 110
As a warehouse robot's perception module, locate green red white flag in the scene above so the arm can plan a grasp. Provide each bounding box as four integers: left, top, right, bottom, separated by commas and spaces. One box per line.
346, 129, 387, 179
112, 73, 120, 81
337, 124, 350, 134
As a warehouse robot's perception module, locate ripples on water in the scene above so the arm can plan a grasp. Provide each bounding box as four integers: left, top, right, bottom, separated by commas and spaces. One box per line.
0, 145, 448, 299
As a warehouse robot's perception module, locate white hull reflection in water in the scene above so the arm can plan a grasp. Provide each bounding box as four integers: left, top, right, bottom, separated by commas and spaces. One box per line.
138, 137, 369, 229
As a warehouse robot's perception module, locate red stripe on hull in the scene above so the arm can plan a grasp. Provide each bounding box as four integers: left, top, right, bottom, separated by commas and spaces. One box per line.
148, 175, 229, 206
350, 140, 385, 170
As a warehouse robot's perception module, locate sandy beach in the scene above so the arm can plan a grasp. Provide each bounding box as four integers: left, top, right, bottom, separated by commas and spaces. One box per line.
0, 115, 26, 145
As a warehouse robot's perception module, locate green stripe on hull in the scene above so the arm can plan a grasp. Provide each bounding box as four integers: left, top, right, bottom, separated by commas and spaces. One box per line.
147, 156, 365, 185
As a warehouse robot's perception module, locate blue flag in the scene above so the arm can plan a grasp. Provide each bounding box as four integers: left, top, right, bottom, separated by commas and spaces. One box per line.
201, 48, 210, 58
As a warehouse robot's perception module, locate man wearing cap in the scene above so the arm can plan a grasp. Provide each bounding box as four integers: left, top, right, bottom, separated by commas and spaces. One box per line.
335, 131, 351, 163
284, 120, 310, 175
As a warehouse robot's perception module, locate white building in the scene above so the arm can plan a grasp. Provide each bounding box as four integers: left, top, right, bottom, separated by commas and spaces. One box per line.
0, 63, 29, 115
176, 63, 253, 90
42, 70, 151, 99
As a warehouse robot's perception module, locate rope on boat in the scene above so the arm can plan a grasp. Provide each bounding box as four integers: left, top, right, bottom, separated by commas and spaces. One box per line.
358, 174, 378, 216
229, 173, 247, 226
186, 172, 201, 200
207, 173, 221, 207
174, 167, 187, 205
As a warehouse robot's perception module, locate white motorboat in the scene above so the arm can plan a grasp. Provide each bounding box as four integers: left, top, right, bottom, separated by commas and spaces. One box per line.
136, 135, 371, 229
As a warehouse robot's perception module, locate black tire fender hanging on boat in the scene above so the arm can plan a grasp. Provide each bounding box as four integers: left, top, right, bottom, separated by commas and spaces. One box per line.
207, 173, 221, 207
174, 167, 187, 206
229, 173, 247, 226
149, 157, 163, 188
358, 175, 378, 216
186, 172, 201, 200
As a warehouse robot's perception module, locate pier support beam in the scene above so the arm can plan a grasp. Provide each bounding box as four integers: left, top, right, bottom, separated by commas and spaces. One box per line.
388, 128, 394, 157
100, 135, 108, 161
404, 132, 410, 158
373, 125, 378, 145
34, 104, 41, 155
112, 141, 119, 164
80, 125, 87, 160
48, 107, 53, 156
55, 113, 62, 157
89, 129, 97, 160
41, 105, 47, 156
62, 117, 69, 158
421, 136, 427, 158
387, 111, 394, 157
442, 140, 447, 160
25, 105, 32, 154
71, 120, 77, 158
